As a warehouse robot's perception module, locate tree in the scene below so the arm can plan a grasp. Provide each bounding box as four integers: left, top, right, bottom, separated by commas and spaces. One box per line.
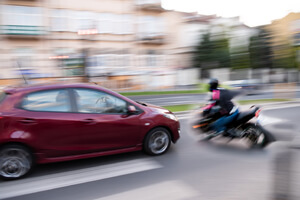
230, 47, 251, 70
193, 33, 214, 68
212, 37, 231, 69
272, 43, 297, 69
193, 33, 230, 69
249, 28, 273, 69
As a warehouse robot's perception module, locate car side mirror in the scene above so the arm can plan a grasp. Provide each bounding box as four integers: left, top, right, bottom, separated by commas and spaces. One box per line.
127, 105, 138, 114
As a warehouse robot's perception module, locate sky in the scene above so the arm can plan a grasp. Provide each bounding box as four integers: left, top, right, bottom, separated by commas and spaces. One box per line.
162, 0, 300, 27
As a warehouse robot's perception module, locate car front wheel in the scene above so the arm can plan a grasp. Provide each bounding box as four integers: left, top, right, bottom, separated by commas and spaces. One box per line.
0, 145, 33, 180
144, 127, 171, 156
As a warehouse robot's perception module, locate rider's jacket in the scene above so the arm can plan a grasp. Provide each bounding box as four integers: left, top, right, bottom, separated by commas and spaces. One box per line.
204, 88, 239, 115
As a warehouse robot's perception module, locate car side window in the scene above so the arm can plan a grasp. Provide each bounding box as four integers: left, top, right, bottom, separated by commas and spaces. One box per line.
21, 89, 71, 112
74, 89, 127, 114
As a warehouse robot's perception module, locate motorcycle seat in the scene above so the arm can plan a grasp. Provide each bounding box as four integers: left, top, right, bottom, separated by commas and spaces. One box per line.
229, 107, 259, 127
236, 109, 256, 121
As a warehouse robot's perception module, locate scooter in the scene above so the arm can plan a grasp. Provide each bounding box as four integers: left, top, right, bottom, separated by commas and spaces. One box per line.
192, 104, 275, 148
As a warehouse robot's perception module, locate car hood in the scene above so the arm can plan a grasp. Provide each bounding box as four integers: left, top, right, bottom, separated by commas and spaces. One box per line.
138, 102, 172, 114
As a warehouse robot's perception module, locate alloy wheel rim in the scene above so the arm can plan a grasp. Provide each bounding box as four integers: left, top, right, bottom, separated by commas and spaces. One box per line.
0, 148, 31, 178
149, 131, 169, 154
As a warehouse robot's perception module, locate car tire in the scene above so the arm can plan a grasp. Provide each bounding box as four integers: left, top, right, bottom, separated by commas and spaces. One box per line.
0, 144, 33, 180
143, 127, 171, 156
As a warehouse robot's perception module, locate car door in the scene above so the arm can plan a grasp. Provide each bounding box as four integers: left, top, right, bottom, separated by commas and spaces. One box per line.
69, 88, 143, 151
16, 89, 89, 158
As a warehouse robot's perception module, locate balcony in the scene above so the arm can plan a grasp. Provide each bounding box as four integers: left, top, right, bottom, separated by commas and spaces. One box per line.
0, 25, 46, 37
138, 34, 165, 44
135, 0, 164, 12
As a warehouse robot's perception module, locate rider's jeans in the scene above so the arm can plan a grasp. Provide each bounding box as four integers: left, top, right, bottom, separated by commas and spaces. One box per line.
211, 109, 239, 133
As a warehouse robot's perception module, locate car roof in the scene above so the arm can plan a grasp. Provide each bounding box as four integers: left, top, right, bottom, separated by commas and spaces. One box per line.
3, 83, 113, 95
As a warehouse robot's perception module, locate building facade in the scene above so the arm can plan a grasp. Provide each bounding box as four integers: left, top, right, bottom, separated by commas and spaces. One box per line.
0, 0, 176, 88
0, 0, 261, 88
264, 12, 300, 70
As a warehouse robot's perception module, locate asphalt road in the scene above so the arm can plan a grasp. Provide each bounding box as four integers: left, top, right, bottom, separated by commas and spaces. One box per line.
128, 91, 300, 106
1, 105, 299, 200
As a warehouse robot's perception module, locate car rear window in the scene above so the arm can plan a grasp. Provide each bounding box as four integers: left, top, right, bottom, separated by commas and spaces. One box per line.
0, 90, 6, 104
21, 89, 71, 112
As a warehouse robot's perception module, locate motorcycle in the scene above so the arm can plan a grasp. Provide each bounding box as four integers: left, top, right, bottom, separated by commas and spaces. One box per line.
191, 104, 275, 148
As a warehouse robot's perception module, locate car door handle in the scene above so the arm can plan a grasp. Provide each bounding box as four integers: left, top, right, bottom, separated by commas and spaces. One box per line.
19, 119, 37, 125
82, 119, 96, 125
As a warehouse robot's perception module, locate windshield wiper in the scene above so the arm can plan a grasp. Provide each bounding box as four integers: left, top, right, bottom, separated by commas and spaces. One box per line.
136, 101, 147, 106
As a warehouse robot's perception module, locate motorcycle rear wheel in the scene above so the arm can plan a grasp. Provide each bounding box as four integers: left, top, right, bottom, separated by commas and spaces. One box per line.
243, 123, 270, 148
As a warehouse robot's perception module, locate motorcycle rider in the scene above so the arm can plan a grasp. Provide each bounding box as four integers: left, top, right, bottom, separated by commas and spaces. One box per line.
203, 78, 240, 140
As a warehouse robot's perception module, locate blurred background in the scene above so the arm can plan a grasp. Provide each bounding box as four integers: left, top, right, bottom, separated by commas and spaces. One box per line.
0, 1, 300, 200
0, 0, 298, 91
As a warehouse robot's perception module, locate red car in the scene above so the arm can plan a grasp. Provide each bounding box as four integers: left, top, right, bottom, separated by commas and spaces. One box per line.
0, 83, 180, 179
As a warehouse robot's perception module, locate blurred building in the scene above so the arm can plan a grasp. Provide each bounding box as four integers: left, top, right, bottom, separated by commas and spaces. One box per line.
167, 12, 257, 83
0, 0, 261, 89
262, 12, 300, 82
0, 0, 175, 88
265, 12, 300, 68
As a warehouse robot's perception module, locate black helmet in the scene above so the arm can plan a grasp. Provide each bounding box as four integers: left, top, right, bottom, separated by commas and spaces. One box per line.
208, 78, 218, 91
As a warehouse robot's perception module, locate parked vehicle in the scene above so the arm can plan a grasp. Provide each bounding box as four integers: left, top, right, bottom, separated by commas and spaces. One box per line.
191, 104, 275, 148
0, 83, 180, 179
224, 79, 262, 95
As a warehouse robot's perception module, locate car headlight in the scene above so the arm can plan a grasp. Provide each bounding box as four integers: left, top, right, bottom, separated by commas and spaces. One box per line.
163, 113, 178, 121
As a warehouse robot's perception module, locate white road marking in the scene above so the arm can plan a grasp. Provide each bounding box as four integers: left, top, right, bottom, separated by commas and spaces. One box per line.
0, 158, 162, 200
262, 104, 300, 111
94, 180, 200, 200
177, 115, 191, 120
257, 115, 285, 126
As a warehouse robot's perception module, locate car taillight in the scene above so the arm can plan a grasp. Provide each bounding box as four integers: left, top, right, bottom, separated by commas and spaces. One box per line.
255, 109, 261, 118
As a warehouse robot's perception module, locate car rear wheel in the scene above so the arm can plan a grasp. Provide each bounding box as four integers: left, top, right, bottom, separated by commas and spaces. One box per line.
0, 145, 33, 180
144, 127, 171, 155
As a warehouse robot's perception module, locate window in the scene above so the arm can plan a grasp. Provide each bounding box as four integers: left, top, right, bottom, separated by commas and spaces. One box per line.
113, 14, 134, 34
22, 90, 71, 112
51, 10, 97, 32
75, 11, 96, 31
2, 5, 43, 26
98, 13, 112, 34
120, 14, 134, 34
51, 9, 69, 32
50, 10, 134, 34
146, 50, 156, 67
74, 89, 127, 114
98, 13, 134, 34
138, 16, 164, 38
